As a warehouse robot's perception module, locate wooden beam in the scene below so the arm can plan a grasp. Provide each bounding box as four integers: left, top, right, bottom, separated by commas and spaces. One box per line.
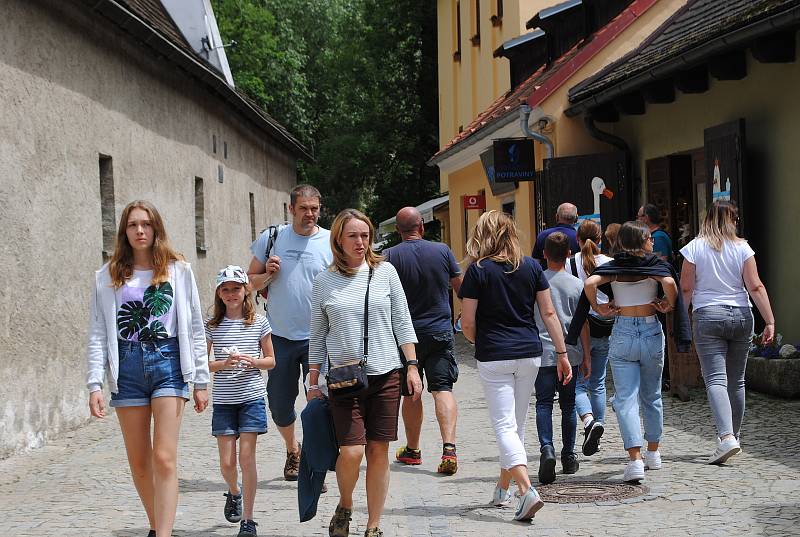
752, 30, 796, 63
675, 64, 709, 94
613, 91, 646, 115
589, 102, 619, 123
642, 79, 675, 104
709, 50, 747, 80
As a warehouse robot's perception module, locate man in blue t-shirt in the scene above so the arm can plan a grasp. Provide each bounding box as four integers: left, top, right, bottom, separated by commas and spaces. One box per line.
638, 204, 673, 262
532, 203, 580, 266
383, 207, 463, 475
247, 184, 333, 481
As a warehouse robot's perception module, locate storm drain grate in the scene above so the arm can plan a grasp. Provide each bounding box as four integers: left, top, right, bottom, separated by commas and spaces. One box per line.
537, 481, 649, 504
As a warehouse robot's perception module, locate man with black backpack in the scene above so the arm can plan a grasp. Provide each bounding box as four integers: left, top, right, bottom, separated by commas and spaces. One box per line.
247, 184, 332, 481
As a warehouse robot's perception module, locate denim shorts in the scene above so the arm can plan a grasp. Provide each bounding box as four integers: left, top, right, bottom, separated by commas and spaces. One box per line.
110, 337, 189, 407
212, 398, 268, 436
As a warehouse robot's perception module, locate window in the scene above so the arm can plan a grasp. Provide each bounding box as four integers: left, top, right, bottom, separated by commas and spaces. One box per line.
99, 155, 115, 260
212, 134, 217, 154
491, 0, 503, 26
218, 164, 224, 183
283, 202, 288, 223
454, 1, 462, 61
470, 0, 481, 46
195, 177, 206, 253
224, 141, 228, 159
249, 192, 256, 242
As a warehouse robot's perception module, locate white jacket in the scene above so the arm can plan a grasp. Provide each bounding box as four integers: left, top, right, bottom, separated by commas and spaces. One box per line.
86, 261, 210, 393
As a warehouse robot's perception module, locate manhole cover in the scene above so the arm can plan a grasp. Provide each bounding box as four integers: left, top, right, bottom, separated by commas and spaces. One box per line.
537, 481, 649, 504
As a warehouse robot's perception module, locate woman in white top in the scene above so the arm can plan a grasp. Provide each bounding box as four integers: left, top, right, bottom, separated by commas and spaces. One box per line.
571, 220, 613, 457
680, 200, 775, 465
86, 201, 209, 537
307, 209, 422, 537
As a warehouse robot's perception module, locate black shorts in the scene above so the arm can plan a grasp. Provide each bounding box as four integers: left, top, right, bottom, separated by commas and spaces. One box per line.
413, 332, 459, 392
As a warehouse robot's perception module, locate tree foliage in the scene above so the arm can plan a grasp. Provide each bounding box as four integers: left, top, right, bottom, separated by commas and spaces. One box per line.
212, 0, 440, 227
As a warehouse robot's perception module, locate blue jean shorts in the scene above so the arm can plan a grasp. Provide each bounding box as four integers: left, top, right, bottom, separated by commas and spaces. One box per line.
212, 398, 268, 437
110, 337, 189, 407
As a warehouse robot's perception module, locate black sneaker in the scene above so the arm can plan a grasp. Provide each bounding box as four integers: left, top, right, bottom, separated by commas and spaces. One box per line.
147, 531, 156, 537
538, 445, 557, 484
562, 452, 580, 474
582, 420, 605, 456
224, 490, 243, 523
238, 519, 258, 537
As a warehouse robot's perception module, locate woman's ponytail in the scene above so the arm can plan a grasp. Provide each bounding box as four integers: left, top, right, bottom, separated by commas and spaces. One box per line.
577, 220, 602, 276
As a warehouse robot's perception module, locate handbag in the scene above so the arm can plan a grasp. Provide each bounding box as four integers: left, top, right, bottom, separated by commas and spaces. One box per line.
326, 268, 373, 396
569, 256, 614, 338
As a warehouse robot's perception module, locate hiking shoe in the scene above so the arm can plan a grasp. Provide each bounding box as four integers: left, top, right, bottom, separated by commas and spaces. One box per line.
238, 519, 258, 537
329, 505, 352, 537
561, 452, 580, 474
223, 490, 243, 523
623, 459, 645, 483
437, 448, 458, 475
538, 445, 556, 484
364, 529, 384, 537
284, 443, 301, 481
491, 486, 513, 507
582, 420, 605, 456
395, 445, 422, 465
644, 449, 662, 470
513, 488, 544, 521
708, 436, 741, 465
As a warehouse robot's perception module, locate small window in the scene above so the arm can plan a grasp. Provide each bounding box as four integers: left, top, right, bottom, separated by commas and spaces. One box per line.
470, 0, 481, 46
502, 200, 515, 218
249, 192, 256, 242
224, 141, 228, 159
283, 202, 288, 223
491, 0, 503, 26
212, 134, 217, 154
218, 164, 224, 183
99, 155, 115, 260
195, 177, 207, 253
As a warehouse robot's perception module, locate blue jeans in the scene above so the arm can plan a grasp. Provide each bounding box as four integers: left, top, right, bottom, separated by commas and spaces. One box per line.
608, 316, 664, 450
574, 336, 609, 423
111, 337, 189, 407
266, 335, 309, 427
692, 305, 753, 438
212, 398, 268, 436
535, 365, 579, 455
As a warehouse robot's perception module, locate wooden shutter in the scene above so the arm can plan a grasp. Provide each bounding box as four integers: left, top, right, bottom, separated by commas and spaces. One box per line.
704, 119, 746, 229
541, 151, 629, 233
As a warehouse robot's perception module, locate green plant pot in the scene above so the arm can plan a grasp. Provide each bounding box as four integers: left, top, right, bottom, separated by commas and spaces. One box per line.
746, 356, 800, 399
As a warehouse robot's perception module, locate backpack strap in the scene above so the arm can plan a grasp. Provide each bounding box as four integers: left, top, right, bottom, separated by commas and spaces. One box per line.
569, 255, 579, 278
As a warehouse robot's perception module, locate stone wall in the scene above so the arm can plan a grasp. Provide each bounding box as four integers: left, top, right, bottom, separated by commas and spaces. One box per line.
0, 0, 297, 456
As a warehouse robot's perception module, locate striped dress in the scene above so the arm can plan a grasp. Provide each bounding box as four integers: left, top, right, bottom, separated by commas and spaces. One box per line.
310, 262, 417, 375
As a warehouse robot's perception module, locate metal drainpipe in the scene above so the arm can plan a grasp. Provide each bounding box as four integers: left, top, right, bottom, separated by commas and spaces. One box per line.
519, 104, 554, 159
583, 115, 635, 209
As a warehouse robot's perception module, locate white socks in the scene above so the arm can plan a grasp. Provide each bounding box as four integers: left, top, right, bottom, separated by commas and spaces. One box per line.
582, 415, 594, 428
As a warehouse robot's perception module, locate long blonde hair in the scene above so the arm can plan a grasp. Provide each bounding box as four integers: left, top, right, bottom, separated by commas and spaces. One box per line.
465, 210, 523, 272
698, 200, 742, 251
207, 284, 257, 328
577, 220, 602, 275
329, 209, 384, 276
109, 200, 182, 289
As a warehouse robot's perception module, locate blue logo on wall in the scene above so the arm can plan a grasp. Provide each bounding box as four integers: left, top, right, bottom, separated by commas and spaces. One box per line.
493, 138, 535, 182
508, 143, 519, 165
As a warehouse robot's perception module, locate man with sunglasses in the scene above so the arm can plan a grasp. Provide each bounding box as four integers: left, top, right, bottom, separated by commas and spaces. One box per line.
637, 204, 673, 263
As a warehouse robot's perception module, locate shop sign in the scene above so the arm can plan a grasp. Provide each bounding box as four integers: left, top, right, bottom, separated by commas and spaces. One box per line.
493, 138, 536, 182
462, 194, 486, 210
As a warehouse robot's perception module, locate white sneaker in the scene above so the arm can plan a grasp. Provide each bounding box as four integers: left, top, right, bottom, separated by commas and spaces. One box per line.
623, 459, 645, 483
708, 436, 741, 465
491, 486, 513, 507
514, 488, 544, 521
643, 449, 662, 470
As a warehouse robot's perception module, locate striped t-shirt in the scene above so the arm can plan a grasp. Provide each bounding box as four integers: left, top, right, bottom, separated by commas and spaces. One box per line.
310, 262, 417, 375
205, 315, 271, 404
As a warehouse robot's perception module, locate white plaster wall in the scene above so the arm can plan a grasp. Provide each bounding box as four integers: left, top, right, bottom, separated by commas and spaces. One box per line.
0, 0, 297, 457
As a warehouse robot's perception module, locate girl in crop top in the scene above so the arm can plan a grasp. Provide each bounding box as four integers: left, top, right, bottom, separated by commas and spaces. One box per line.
581, 221, 678, 486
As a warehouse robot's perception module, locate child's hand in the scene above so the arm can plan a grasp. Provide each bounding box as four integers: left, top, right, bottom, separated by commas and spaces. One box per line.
235, 354, 258, 369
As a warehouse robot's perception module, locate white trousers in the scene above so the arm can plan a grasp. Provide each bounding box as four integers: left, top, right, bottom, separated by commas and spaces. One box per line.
477, 357, 540, 470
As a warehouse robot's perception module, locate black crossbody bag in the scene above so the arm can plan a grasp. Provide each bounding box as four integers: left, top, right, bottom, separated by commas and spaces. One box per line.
569, 256, 614, 338
326, 268, 373, 396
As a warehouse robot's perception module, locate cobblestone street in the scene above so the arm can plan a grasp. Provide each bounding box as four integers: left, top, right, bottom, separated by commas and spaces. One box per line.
2, 335, 799, 537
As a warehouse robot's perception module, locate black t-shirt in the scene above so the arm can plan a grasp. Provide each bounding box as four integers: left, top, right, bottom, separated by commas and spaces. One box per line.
458, 256, 550, 361
383, 239, 461, 336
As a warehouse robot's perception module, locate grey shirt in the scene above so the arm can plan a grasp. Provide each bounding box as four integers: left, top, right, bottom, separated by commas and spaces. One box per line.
534, 269, 584, 368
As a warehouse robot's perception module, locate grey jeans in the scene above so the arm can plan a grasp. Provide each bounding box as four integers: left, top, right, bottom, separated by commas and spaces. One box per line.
692, 305, 754, 438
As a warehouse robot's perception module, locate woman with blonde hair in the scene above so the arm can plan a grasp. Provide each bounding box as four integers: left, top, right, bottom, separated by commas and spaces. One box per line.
459, 210, 571, 522
307, 209, 422, 537
569, 220, 613, 456
86, 200, 209, 537
680, 200, 775, 464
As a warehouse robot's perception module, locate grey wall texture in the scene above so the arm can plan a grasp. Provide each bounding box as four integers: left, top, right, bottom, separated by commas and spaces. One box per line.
0, 0, 298, 457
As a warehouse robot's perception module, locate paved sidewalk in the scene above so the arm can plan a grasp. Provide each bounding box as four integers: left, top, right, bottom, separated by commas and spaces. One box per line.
2, 335, 799, 536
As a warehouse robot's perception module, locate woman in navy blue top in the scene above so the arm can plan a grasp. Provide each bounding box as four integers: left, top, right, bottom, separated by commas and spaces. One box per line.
459, 211, 571, 522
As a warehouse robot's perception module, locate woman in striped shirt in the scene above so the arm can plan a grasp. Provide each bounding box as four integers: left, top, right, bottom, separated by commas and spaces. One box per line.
308, 209, 422, 537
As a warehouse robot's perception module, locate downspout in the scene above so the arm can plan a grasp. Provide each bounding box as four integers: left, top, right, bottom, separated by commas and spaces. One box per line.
583, 115, 636, 211
520, 104, 554, 159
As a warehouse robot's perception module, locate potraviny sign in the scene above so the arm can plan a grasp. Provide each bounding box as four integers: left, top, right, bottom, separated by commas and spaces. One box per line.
493, 138, 536, 182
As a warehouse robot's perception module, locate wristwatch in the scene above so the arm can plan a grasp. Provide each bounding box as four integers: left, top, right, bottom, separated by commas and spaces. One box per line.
405, 360, 419, 368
